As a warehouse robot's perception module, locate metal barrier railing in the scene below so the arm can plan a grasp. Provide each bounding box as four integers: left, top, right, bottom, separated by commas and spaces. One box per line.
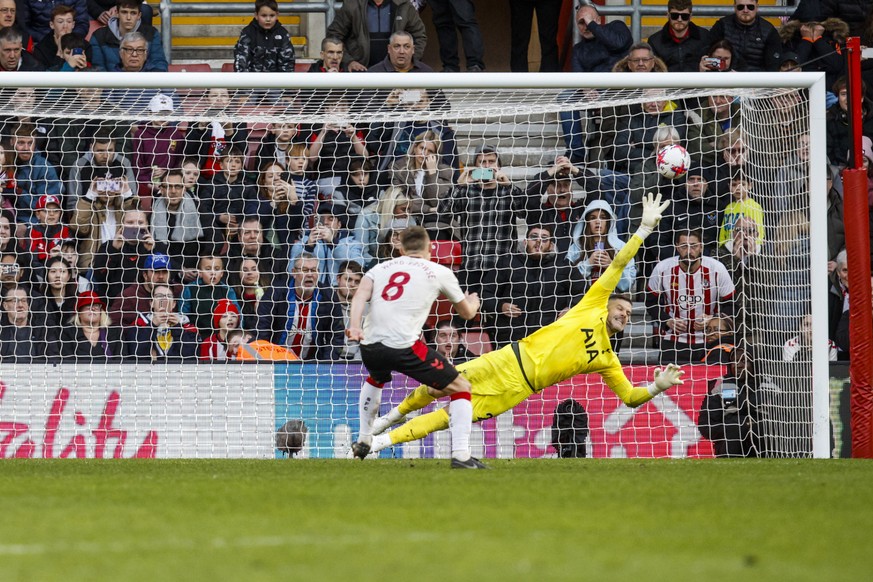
156, 0, 798, 64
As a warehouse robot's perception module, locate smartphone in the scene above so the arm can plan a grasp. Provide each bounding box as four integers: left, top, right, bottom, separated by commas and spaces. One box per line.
96, 179, 109, 191
0, 263, 20, 275
122, 226, 144, 240
721, 383, 738, 401
72, 48, 84, 56
863, 48, 873, 59
400, 90, 422, 104
704, 57, 726, 71
108, 179, 121, 193
470, 167, 494, 181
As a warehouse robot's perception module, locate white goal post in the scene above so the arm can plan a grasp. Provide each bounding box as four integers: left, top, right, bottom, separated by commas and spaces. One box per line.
0, 71, 829, 459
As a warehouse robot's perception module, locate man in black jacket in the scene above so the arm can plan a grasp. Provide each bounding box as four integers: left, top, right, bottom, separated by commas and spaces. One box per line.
315, 260, 363, 361
647, 0, 710, 72
123, 283, 199, 362
708, 0, 781, 71
0, 25, 44, 71
0, 284, 55, 361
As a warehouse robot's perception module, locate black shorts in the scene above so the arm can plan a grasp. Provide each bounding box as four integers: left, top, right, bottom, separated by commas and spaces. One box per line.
360, 340, 460, 390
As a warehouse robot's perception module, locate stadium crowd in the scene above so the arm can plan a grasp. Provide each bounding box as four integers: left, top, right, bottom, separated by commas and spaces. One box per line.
0, 0, 870, 370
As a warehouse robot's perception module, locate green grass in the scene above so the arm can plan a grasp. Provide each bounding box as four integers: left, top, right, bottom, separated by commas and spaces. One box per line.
0, 460, 871, 581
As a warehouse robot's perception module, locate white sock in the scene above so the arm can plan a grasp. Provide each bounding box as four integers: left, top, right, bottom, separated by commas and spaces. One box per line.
449, 396, 473, 461
358, 380, 382, 444
371, 433, 392, 453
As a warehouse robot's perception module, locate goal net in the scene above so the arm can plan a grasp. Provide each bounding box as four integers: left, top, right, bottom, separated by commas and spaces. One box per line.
0, 72, 828, 459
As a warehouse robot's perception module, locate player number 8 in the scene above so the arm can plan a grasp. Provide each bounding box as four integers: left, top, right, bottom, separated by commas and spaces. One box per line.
381, 272, 411, 301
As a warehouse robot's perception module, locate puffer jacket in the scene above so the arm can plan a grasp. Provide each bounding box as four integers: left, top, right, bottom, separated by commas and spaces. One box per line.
233, 19, 296, 72
709, 14, 782, 71
90, 17, 168, 72
820, 0, 873, 38
18, 0, 89, 42
647, 21, 711, 73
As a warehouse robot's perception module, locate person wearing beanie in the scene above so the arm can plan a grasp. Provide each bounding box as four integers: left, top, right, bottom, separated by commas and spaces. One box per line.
199, 298, 241, 360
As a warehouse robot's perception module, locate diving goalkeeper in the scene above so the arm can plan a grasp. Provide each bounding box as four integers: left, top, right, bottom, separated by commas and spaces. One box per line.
367, 193, 685, 454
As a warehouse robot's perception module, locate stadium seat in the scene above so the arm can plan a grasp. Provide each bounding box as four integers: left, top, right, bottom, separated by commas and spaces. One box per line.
430, 240, 462, 270
86, 19, 102, 41
462, 331, 493, 356
221, 62, 235, 72
169, 63, 213, 73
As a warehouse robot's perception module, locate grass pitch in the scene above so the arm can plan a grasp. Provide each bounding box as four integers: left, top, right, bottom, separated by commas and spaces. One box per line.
1, 460, 871, 581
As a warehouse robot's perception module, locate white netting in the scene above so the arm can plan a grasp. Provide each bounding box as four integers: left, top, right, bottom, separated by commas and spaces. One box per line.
0, 74, 825, 459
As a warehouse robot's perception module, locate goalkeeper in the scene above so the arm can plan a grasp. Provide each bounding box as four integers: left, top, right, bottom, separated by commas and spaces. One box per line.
367, 193, 685, 454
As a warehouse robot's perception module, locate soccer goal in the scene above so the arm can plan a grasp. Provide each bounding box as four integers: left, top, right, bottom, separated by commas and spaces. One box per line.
0, 71, 828, 459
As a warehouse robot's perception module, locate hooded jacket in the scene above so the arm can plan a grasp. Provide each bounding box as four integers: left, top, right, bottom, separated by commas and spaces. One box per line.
89, 17, 168, 72
779, 18, 847, 89
566, 199, 636, 293
233, 18, 295, 72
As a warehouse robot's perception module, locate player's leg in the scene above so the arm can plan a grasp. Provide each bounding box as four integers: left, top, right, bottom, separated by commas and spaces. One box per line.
353, 344, 392, 459
371, 408, 450, 453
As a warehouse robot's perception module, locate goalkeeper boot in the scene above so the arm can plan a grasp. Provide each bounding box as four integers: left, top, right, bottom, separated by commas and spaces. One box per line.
351, 441, 371, 460
372, 408, 406, 436
450, 456, 489, 470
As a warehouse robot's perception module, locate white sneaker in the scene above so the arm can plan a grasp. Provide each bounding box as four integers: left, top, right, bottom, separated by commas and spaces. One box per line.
372, 410, 406, 436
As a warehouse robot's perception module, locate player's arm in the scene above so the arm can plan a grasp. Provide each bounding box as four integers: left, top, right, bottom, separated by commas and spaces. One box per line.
589, 192, 670, 301
345, 276, 373, 342
453, 292, 480, 321
602, 363, 685, 407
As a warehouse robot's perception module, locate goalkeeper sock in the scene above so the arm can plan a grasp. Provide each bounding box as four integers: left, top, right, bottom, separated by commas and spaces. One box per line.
448, 392, 473, 462
398, 385, 436, 415
358, 377, 384, 444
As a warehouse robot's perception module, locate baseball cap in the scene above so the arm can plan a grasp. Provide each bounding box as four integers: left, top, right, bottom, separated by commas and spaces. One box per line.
36, 194, 61, 209
316, 202, 350, 229
148, 93, 175, 113
144, 253, 171, 270
76, 290, 105, 312
780, 52, 800, 67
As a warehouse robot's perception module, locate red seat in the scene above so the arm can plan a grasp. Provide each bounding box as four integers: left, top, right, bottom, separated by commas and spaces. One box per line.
462, 331, 493, 356
86, 20, 102, 41
169, 63, 213, 73
430, 240, 462, 270
220, 62, 235, 72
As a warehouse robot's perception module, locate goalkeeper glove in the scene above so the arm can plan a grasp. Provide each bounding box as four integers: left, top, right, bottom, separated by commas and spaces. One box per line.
647, 363, 684, 396
636, 192, 671, 239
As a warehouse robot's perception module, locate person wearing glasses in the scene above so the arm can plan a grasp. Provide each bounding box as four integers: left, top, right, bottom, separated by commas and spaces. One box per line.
708, 0, 781, 71
90, 0, 166, 72
123, 283, 200, 362
647, 0, 711, 73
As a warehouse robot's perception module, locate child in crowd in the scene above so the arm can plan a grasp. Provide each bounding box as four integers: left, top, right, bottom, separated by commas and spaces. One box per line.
132, 93, 184, 207
199, 147, 253, 254
180, 255, 241, 335
27, 194, 70, 265
253, 122, 303, 170
719, 171, 765, 247
199, 298, 242, 360
233, 0, 296, 73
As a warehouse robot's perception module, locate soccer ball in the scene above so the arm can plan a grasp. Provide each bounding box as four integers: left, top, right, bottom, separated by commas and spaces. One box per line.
656, 144, 691, 180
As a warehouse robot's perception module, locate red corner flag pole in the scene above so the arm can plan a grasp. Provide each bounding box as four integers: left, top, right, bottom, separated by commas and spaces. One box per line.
844, 37, 873, 458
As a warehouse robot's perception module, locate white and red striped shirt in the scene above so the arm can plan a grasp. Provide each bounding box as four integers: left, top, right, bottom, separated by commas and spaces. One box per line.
648, 256, 735, 345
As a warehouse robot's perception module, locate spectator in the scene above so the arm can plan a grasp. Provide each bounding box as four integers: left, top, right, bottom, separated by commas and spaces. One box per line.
698, 39, 739, 72
827, 249, 848, 353
611, 41, 667, 73
333, 158, 379, 215
325, 0, 427, 71
483, 224, 583, 347
429, 318, 473, 364
18, 0, 88, 43
784, 313, 838, 362
60, 290, 122, 361
571, 2, 632, 72
647, 0, 710, 73
308, 36, 346, 72
708, 0, 781, 71
701, 316, 736, 365
27, 194, 69, 267
199, 298, 241, 360
89, 0, 154, 26
0, 252, 27, 290
439, 144, 525, 295
670, 167, 722, 254
198, 146, 253, 254
718, 171, 765, 248
354, 186, 414, 266
233, 0, 295, 72
567, 200, 636, 294
252, 122, 302, 170
685, 94, 740, 170
50, 32, 97, 72
0, 25, 42, 71
38, 256, 77, 342
714, 215, 762, 311
180, 254, 241, 336
249, 160, 311, 247
711, 128, 747, 201
778, 17, 846, 89
11, 123, 61, 225
182, 117, 250, 180
430, 0, 484, 72
56, 238, 89, 292
390, 129, 453, 223
69, 168, 137, 270
225, 215, 279, 285
150, 168, 203, 269
109, 251, 180, 327
290, 202, 365, 287
614, 92, 685, 175
647, 229, 735, 363
367, 30, 432, 72
827, 77, 873, 169
90, 0, 167, 72
256, 252, 321, 357
281, 143, 318, 228
820, 0, 873, 38
376, 217, 414, 263
825, 165, 844, 274
230, 257, 264, 336
522, 156, 586, 257
508, 0, 559, 72
0, 283, 54, 361
131, 93, 184, 204
181, 157, 203, 201
0, 0, 31, 51
0, 148, 16, 219
123, 282, 199, 362
772, 131, 811, 216
307, 95, 370, 196
697, 345, 761, 457
91, 207, 163, 301
67, 127, 136, 211
32, 5, 88, 68
315, 259, 364, 360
